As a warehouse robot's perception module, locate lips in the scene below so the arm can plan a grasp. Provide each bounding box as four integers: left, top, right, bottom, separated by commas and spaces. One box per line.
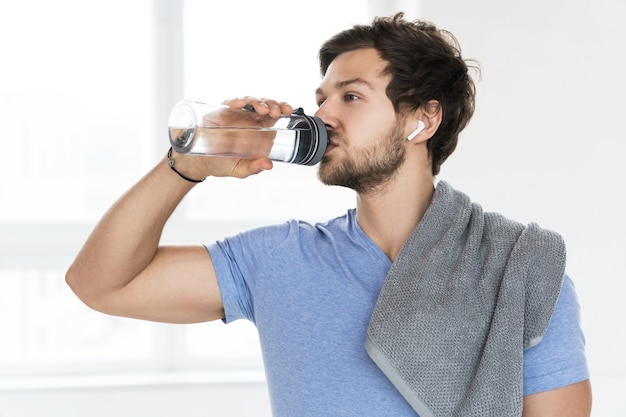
325, 134, 339, 154
323, 140, 338, 157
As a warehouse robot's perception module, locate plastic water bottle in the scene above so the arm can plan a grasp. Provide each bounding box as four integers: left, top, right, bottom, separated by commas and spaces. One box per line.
168, 100, 328, 166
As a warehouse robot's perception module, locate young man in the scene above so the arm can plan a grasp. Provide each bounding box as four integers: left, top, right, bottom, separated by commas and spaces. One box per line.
67, 14, 591, 416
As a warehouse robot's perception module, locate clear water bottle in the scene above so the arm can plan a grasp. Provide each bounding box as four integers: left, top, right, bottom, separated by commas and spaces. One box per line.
168, 100, 328, 166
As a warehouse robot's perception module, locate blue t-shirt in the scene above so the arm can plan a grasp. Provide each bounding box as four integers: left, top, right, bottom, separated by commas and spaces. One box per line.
207, 209, 589, 416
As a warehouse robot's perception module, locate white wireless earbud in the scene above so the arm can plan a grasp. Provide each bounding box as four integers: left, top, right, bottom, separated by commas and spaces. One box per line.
406, 121, 426, 141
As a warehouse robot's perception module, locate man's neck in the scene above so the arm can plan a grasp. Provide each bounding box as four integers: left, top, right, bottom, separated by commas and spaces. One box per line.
355, 166, 435, 262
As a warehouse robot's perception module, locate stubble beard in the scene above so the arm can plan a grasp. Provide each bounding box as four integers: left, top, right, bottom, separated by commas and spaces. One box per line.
317, 123, 406, 195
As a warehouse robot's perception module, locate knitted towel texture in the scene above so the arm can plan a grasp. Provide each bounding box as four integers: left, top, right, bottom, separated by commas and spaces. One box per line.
366, 181, 566, 417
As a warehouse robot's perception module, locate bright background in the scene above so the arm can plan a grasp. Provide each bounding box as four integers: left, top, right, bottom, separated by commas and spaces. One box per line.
0, 0, 624, 416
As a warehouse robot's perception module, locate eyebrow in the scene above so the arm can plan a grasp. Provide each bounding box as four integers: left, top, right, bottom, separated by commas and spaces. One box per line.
315, 78, 374, 95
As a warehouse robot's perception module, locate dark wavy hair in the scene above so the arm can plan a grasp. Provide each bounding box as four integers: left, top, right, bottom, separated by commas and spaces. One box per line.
318, 13, 479, 176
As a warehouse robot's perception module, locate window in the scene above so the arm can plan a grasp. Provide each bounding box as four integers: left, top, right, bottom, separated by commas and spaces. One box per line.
0, 0, 364, 377
0, 0, 160, 376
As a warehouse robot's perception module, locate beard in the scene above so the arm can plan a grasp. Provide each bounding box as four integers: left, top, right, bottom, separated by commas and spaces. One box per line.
317, 122, 406, 194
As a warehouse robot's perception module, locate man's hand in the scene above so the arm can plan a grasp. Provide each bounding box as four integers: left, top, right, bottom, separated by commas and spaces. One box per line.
173, 97, 294, 179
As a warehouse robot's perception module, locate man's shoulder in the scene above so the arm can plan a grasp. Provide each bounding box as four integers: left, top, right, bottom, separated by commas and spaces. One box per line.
477, 206, 564, 254
230, 210, 354, 245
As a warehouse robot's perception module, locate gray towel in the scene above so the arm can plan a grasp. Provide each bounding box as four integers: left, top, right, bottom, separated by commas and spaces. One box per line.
366, 181, 565, 417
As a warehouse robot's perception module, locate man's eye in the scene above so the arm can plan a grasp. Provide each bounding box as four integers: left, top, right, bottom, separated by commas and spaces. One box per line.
345, 94, 359, 102
316, 98, 326, 107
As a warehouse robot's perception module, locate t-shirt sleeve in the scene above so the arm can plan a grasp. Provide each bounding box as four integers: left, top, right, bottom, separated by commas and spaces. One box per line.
522, 274, 590, 395
206, 238, 254, 324
205, 221, 295, 325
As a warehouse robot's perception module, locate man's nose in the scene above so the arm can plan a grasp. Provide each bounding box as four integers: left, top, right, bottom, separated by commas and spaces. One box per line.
314, 102, 337, 131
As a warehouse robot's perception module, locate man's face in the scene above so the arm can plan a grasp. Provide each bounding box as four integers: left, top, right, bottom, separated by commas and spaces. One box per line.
314, 48, 406, 194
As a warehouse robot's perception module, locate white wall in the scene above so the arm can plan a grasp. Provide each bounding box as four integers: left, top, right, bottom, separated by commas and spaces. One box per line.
420, 0, 626, 415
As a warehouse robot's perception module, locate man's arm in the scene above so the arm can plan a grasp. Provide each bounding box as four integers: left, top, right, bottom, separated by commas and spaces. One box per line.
522, 379, 592, 417
66, 98, 290, 324
66, 158, 225, 323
